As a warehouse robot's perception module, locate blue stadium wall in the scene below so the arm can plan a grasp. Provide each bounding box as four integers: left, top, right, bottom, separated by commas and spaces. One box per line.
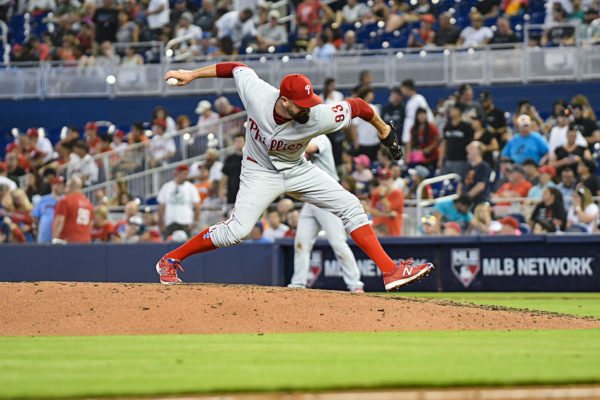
2, 236, 599, 291
2, 81, 600, 143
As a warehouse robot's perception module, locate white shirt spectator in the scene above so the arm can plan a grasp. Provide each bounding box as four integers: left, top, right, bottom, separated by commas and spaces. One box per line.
147, 0, 169, 30
263, 223, 289, 240
567, 203, 599, 232
312, 43, 336, 60
342, 2, 370, 22
189, 160, 224, 183
258, 23, 287, 45
197, 111, 220, 135
157, 180, 200, 226
33, 136, 54, 163
150, 134, 176, 164
402, 94, 434, 144
353, 103, 381, 146
460, 26, 493, 47
176, 24, 203, 51
215, 11, 257, 47
67, 153, 99, 186
548, 126, 588, 156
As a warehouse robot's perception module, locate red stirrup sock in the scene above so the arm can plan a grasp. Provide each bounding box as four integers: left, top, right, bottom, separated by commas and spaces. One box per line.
350, 224, 396, 273
165, 228, 218, 262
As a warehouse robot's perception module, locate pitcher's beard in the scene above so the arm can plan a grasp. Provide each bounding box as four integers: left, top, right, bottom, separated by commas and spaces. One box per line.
292, 110, 310, 124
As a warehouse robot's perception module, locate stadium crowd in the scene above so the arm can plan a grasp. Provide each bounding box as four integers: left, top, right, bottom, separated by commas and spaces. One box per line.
3, 0, 600, 65
2, 66, 600, 243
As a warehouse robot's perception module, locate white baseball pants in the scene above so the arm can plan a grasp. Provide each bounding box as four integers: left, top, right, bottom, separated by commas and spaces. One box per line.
209, 158, 369, 247
289, 202, 364, 290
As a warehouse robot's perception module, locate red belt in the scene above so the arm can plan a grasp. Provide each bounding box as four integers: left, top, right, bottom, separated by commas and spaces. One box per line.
247, 157, 258, 164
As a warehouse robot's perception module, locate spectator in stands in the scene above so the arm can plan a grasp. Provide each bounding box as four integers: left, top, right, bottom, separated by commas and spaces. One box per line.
277, 198, 295, 223
542, 4, 575, 46
367, 168, 405, 236
381, 86, 405, 140
471, 118, 498, 167
407, 14, 436, 48
523, 158, 540, 185
336, 0, 370, 25
121, 46, 144, 66
514, 99, 545, 133
0, 164, 17, 192
498, 216, 520, 235
296, 0, 334, 36
6, 189, 34, 242
492, 163, 532, 203
157, 164, 200, 237
112, 129, 127, 153
198, 33, 218, 56
84, 122, 100, 154
311, 33, 336, 61
406, 108, 440, 169
370, 0, 390, 24
175, 11, 203, 56
571, 94, 597, 121
567, 186, 598, 233
292, 24, 311, 53
284, 209, 299, 238
405, 165, 433, 200
149, 119, 176, 167
528, 165, 556, 200
571, 103, 600, 145
113, 199, 138, 238
455, 84, 484, 122
548, 110, 588, 157
438, 103, 473, 177
31, 177, 64, 243
52, 177, 94, 243
116, 10, 140, 43
141, 207, 163, 242
195, 100, 220, 136
502, 0, 528, 16
578, 159, 600, 197
90, 205, 115, 242
256, 10, 287, 52
351, 88, 380, 160
533, 220, 556, 234
27, 128, 53, 164
352, 70, 372, 97
4, 150, 26, 185
420, 215, 437, 236
433, 194, 473, 233
351, 154, 373, 184
129, 122, 148, 144
192, 162, 211, 203
215, 8, 257, 48
153, 106, 177, 136
490, 17, 520, 46
67, 140, 99, 187
457, 12, 493, 47
458, 141, 492, 204
0, 215, 26, 244
529, 187, 567, 231
221, 133, 245, 205
263, 208, 289, 240
434, 12, 461, 47
442, 221, 462, 236
199, 182, 225, 230
93, 0, 120, 43
501, 115, 549, 164
400, 79, 434, 146
479, 91, 508, 148
246, 222, 272, 243
97, 133, 113, 154
550, 124, 592, 176
145, 0, 170, 39
468, 202, 492, 235
557, 167, 577, 208
340, 30, 364, 51
196, 0, 217, 31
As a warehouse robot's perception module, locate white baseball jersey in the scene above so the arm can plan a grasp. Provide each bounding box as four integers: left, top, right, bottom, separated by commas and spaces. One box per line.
232, 66, 353, 171
308, 135, 338, 181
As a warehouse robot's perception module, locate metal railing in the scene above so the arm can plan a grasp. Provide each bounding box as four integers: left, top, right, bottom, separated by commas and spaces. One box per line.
414, 173, 462, 233
3, 37, 600, 100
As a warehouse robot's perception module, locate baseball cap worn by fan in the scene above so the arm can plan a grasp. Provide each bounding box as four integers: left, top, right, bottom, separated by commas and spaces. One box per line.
175, 164, 190, 173
280, 74, 322, 108
498, 216, 519, 230
378, 168, 392, 179
26, 128, 39, 137
538, 165, 556, 178
195, 100, 212, 114
85, 122, 98, 131
443, 221, 461, 233
517, 114, 531, 127
153, 119, 167, 129
353, 154, 370, 167
51, 176, 65, 186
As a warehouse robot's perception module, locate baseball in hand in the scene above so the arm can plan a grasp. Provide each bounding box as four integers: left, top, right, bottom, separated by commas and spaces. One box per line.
167, 78, 179, 86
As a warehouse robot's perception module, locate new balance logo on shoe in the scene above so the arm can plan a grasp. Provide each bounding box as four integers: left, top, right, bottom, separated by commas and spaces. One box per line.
403, 267, 414, 276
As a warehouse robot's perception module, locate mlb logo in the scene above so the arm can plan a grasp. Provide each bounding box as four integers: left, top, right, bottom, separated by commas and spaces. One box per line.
451, 248, 481, 288
307, 251, 323, 288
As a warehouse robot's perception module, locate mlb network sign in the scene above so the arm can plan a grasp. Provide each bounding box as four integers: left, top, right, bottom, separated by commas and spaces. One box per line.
451, 248, 595, 288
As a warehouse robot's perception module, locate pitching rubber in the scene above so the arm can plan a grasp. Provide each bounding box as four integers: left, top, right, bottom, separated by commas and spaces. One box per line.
385, 263, 435, 292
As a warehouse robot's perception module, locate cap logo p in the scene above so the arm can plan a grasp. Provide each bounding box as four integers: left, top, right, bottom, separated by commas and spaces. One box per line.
305, 84, 311, 96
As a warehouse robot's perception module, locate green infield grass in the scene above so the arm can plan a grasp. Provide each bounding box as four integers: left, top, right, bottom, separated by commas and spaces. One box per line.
394, 292, 600, 318
1, 329, 600, 399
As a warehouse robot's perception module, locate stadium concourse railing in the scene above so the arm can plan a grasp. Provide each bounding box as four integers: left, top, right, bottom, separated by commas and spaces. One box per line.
50, 111, 247, 202
3, 37, 600, 100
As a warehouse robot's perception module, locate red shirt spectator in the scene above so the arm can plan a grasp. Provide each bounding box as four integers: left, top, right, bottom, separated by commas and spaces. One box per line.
492, 164, 532, 206
297, 0, 331, 35
369, 168, 405, 236
52, 178, 94, 243
91, 206, 115, 242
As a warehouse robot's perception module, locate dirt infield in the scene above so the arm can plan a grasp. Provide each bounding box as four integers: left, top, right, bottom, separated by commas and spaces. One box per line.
1, 282, 599, 336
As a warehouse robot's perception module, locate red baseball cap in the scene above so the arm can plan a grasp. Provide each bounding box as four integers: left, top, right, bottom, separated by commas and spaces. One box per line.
114, 129, 125, 139
538, 165, 556, 177
280, 74, 322, 108
443, 221, 461, 233
422, 14, 435, 23
26, 128, 39, 137
85, 122, 98, 131
51, 176, 65, 186
499, 216, 519, 230
175, 164, 190, 173
378, 168, 392, 179
5, 143, 19, 153
153, 119, 167, 129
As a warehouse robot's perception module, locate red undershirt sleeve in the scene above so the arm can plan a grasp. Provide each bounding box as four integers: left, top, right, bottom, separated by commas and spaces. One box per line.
346, 98, 374, 121
215, 62, 248, 78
